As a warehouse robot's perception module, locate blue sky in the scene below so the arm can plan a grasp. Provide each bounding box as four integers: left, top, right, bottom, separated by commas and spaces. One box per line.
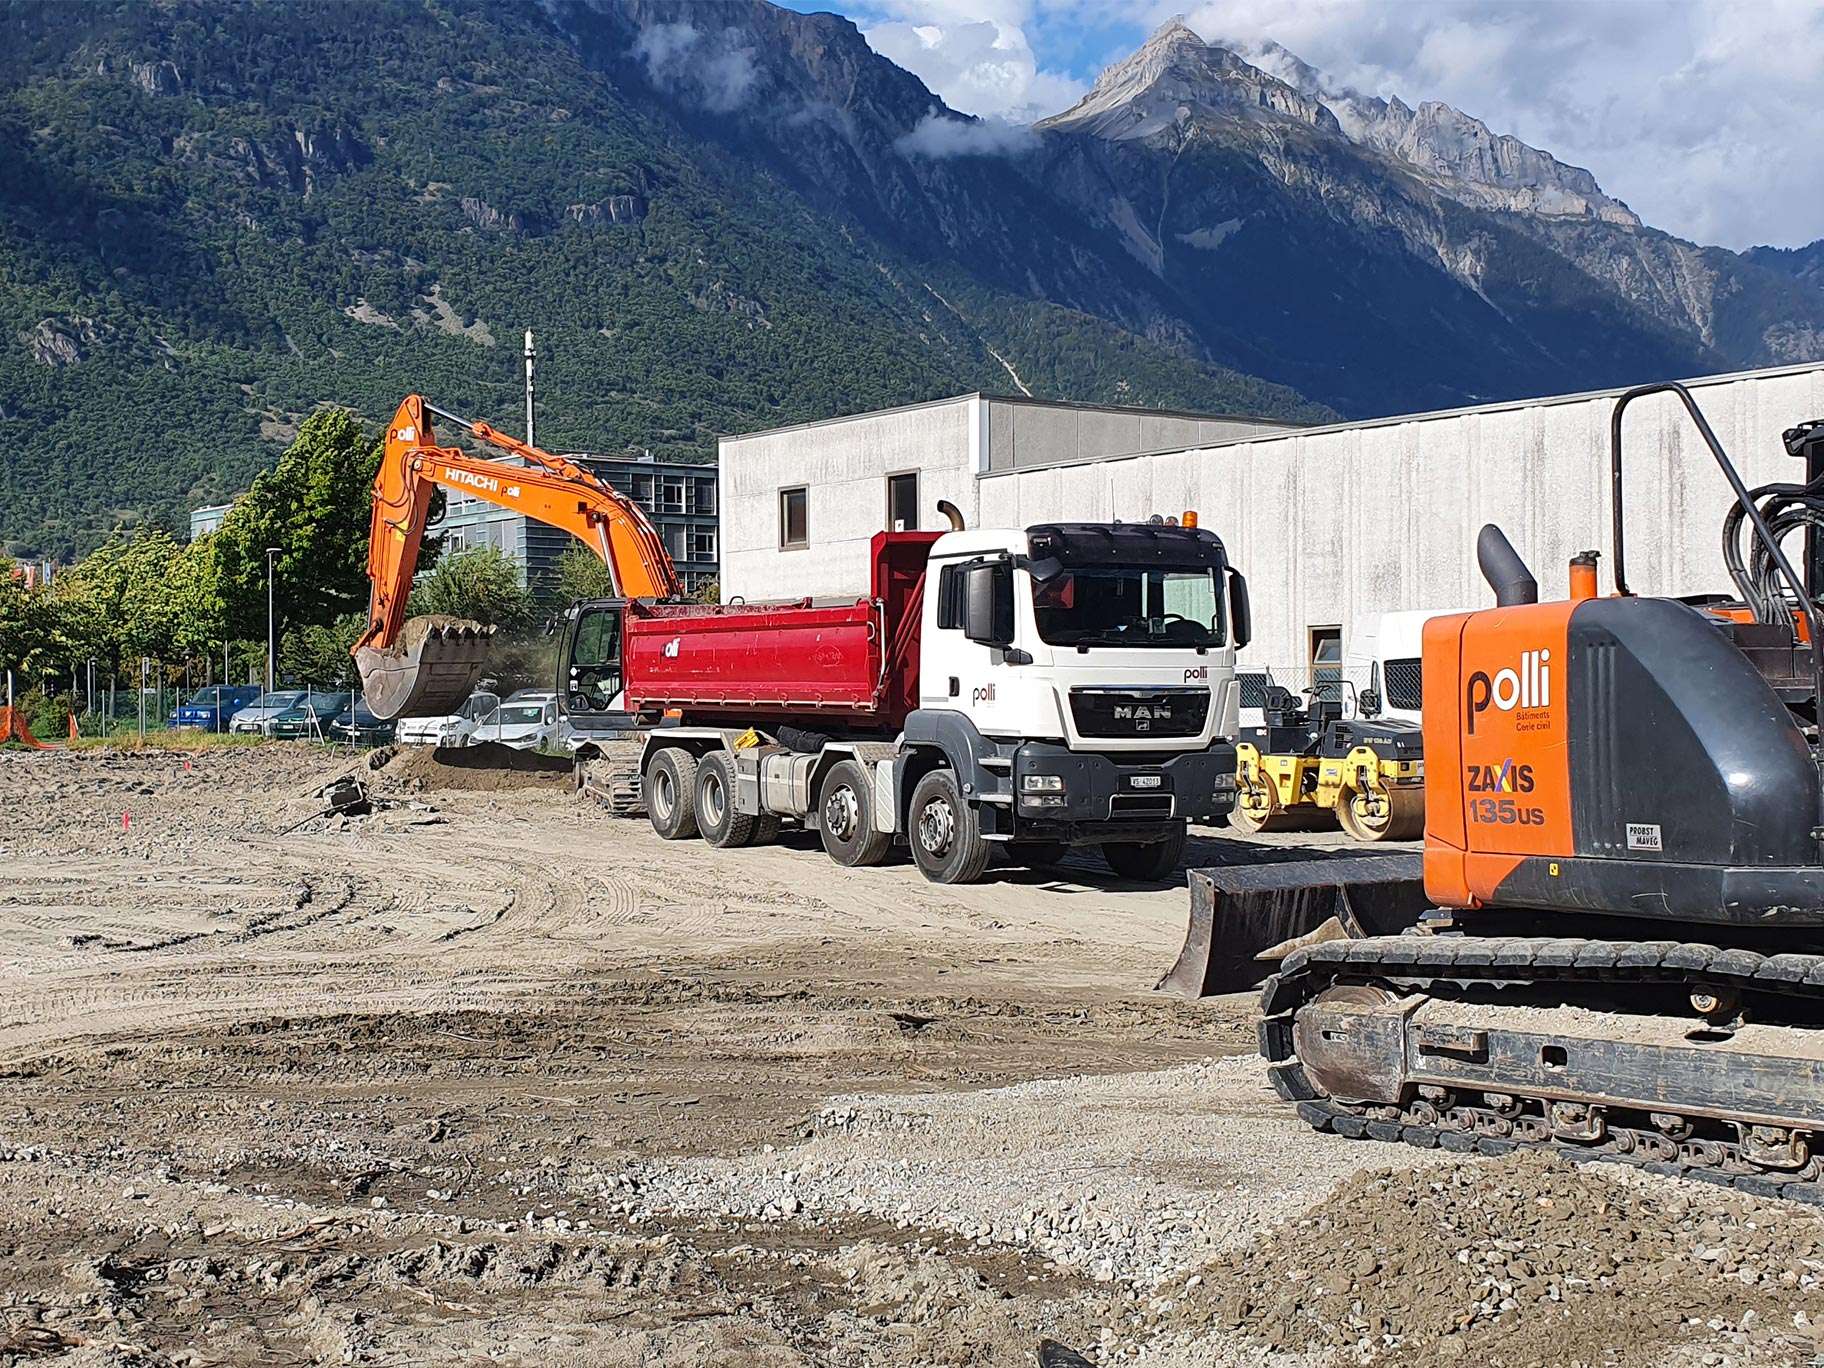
773, 0, 1824, 251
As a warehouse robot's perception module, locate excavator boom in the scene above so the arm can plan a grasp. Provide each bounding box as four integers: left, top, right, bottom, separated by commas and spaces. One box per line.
353, 394, 681, 719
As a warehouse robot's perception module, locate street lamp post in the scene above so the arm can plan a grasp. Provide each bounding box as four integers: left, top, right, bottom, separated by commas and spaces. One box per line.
266, 547, 281, 696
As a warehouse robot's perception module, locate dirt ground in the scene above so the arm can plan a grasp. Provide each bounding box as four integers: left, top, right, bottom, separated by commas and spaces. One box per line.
3, 745, 1822, 1367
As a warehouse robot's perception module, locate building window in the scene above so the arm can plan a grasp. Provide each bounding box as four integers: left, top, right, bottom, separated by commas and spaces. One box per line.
780, 486, 808, 548
689, 526, 717, 560
630, 474, 655, 507
664, 525, 688, 561
887, 472, 919, 531
692, 480, 717, 515
1309, 626, 1343, 702
657, 476, 685, 512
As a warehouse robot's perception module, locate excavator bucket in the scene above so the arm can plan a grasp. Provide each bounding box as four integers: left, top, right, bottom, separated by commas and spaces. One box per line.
1157, 853, 1427, 998
355, 615, 497, 721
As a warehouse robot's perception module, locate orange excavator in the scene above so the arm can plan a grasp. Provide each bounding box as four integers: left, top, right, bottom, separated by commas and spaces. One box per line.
352, 394, 681, 719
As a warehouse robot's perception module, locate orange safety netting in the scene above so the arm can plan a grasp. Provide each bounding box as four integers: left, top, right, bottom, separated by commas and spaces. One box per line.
0, 707, 48, 747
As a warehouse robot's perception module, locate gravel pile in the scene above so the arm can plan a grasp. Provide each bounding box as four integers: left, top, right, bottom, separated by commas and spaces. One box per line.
564, 1059, 1454, 1290
1176, 1152, 1824, 1365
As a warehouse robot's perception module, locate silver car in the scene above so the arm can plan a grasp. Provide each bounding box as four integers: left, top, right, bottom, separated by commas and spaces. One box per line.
470, 695, 559, 750
229, 690, 306, 735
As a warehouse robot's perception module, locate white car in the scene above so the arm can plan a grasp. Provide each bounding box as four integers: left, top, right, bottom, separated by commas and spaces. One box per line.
395, 690, 500, 748
470, 694, 559, 751
229, 690, 306, 735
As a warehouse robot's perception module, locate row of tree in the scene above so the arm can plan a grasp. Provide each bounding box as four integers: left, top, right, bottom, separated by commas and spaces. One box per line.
2, 408, 542, 703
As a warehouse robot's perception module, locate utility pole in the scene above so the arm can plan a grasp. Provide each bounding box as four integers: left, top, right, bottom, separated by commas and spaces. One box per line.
524, 328, 536, 448
266, 547, 281, 695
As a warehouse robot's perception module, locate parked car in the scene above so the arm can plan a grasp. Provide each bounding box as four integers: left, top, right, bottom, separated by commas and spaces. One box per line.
395, 690, 500, 748
229, 690, 306, 735
268, 692, 351, 740
470, 693, 559, 750
170, 686, 263, 732
327, 697, 396, 747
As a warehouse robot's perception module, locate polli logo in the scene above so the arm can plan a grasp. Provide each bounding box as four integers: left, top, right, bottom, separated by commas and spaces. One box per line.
1466, 649, 1550, 734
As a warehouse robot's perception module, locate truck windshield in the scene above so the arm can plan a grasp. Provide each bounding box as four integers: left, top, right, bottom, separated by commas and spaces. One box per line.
1032, 567, 1225, 649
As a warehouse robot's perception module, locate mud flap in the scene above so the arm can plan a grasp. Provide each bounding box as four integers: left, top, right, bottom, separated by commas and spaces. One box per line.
1157, 854, 1427, 998
356, 615, 495, 720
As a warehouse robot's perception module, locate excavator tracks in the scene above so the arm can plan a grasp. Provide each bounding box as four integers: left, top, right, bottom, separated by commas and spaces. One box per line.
1260, 935, 1824, 1203
576, 741, 646, 817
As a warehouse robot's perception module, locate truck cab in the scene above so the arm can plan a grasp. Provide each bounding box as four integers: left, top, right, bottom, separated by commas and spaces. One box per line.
902, 521, 1244, 877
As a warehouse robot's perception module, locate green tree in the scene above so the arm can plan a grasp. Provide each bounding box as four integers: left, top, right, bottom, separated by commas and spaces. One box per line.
215, 410, 382, 641
408, 546, 535, 630
0, 558, 48, 679
552, 543, 618, 602
279, 612, 366, 688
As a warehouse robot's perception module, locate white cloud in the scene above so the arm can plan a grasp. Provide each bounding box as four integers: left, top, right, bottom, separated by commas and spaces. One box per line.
632, 21, 760, 114
853, 1, 1088, 123
836, 0, 1822, 248
1168, 0, 1824, 249
896, 111, 1041, 157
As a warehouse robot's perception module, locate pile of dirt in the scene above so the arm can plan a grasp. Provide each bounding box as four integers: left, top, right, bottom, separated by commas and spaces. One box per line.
1181, 1152, 1824, 1364
378, 742, 574, 793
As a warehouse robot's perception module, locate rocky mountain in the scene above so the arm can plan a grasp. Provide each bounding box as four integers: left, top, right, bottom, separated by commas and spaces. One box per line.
1, 2, 1819, 558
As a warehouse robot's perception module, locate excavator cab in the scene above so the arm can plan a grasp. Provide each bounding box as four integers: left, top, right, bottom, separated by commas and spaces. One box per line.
556, 598, 630, 723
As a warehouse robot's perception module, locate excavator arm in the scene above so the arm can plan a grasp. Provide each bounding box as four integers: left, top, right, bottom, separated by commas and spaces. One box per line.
353, 394, 682, 719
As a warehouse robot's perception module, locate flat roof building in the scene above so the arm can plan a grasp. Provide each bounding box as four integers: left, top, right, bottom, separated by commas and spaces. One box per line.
430, 453, 719, 596
718, 393, 1303, 601
719, 366, 1824, 695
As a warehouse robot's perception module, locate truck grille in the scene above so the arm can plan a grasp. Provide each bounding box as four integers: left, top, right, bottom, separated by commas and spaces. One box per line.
1068, 687, 1209, 739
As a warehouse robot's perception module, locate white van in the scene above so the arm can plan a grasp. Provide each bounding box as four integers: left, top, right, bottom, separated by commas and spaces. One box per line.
1347, 609, 1473, 723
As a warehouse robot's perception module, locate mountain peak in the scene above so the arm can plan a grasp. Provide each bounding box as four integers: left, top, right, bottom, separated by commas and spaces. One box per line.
1039, 19, 1339, 141
1244, 39, 1638, 226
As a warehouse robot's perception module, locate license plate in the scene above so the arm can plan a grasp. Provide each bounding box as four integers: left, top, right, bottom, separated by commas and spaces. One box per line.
1130, 774, 1163, 789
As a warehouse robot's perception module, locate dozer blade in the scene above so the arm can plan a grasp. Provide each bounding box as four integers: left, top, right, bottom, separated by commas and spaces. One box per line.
1158, 853, 1427, 999
356, 615, 496, 721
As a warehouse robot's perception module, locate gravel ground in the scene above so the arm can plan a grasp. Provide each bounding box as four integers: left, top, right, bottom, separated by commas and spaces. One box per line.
3, 744, 1819, 1366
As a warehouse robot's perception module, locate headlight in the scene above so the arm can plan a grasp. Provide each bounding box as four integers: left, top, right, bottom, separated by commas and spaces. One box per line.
1021, 774, 1064, 792
1213, 774, 1238, 790
1022, 793, 1067, 809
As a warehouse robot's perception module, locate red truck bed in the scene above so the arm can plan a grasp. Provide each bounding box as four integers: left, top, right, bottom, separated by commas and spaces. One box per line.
623, 531, 940, 733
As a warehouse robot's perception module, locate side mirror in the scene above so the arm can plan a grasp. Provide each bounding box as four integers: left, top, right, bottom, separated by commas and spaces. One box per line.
963, 563, 1012, 647
1227, 569, 1251, 650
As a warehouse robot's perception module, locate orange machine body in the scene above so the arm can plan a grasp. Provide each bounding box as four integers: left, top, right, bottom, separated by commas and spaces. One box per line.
355, 395, 681, 657
1421, 600, 1576, 909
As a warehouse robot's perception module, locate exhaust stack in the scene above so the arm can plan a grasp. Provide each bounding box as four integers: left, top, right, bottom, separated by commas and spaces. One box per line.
937, 499, 965, 532
1477, 524, 1538, 607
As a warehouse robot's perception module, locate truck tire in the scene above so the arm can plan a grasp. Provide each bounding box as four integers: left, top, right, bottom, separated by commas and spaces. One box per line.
1102, 823, 1186, 881
695, 750, 758, 848
908, 769, 991, 885
646, 747, 700, 841
818, 759, 891, 867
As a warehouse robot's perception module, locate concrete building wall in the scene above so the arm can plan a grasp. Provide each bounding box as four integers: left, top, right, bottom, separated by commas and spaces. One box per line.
973, 364, 1824, 681
720, 396, 984, 600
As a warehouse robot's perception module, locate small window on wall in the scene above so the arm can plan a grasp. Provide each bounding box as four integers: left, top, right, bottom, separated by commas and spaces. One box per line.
887, 472, 919, 531
780, 486, 808, 549
1309, 626, 1343, 703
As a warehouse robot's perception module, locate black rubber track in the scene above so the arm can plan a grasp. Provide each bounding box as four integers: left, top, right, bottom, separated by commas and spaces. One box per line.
1258, 935, 1824, 1204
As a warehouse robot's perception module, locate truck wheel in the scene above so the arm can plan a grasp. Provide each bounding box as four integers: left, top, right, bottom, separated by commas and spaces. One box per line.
646, 747, 700, 841
818, 759, 891, 867
909, 769, 991, 884
695, 750, 758, 848
1102, 824, 1186, 881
